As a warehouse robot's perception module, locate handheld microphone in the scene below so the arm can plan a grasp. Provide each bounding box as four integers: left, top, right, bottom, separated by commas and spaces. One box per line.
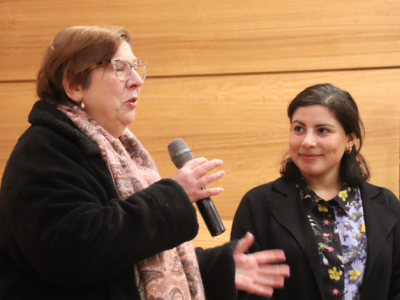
168, 138, 225, 237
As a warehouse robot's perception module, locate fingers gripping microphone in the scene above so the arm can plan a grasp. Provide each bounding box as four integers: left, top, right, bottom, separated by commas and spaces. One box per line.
168, 138, 225, 237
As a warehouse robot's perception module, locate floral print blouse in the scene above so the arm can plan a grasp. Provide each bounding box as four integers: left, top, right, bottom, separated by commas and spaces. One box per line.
296, 177, 367, 300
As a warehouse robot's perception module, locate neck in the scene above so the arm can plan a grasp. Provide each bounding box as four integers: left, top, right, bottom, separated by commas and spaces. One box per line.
109, 128, 125, 139
301, 172, 342, 201
98, 122, 125, 139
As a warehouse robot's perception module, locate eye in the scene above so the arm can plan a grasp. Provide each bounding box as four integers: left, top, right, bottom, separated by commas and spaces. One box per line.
293, 126, 304, 132
114, 61, 127, 73
318, 128, 329, 134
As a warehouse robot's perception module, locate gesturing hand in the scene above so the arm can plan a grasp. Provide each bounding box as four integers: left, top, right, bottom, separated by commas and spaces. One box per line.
171, 157, 225, 203
234, 232, 290, 297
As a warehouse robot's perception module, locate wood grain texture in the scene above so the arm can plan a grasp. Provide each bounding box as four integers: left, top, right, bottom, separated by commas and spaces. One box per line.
192, 212, 232, 248
1, 68, 398, 226
0, 82, 36, 170
133, 68, 400, 220
1, 0, 400, 81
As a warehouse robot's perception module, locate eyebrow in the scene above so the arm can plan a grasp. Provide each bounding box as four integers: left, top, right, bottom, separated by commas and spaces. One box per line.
292, 120, 335, 128
114, 58, 138, 64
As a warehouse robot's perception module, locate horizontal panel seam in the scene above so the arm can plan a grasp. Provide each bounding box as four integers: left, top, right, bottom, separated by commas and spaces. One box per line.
1, 66, 400, 84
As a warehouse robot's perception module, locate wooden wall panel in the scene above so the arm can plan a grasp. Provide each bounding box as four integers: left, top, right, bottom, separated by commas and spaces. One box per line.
134, 68, 400, 220
193, 212, 232, 248
0, 82, 36, 171
1, 0, 400, 81
1, 0, 399, 248
1, 69, 398, 224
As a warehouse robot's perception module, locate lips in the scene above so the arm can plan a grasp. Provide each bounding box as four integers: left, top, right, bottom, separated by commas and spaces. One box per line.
124, 97, 137, 108
300, 154, 321, 161
126, 97, 137, 103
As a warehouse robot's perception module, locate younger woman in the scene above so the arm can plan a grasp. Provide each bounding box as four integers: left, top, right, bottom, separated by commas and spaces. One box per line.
231, 83, 400, 300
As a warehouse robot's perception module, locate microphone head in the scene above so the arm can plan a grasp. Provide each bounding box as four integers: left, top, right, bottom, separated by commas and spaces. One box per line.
168, 138, 194, 169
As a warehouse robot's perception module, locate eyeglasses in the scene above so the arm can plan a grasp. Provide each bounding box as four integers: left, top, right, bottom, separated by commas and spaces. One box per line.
98, 59, 147, 82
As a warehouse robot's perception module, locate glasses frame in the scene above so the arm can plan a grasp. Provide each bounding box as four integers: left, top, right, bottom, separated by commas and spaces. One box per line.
98, 59, 148, 82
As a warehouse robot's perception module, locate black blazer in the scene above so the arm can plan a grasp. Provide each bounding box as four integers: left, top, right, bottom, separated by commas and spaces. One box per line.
231, 177, 400, 300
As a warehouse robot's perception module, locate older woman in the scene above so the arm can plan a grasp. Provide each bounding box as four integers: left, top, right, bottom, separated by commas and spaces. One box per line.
231, 84, 400, 300
0, 25, 289, 300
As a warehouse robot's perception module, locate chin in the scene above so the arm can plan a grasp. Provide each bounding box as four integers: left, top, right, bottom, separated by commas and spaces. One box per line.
125, 113, 136, 125
298, 167, 320, 177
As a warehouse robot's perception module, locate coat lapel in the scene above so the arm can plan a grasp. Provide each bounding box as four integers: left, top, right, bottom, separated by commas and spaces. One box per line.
266, 180, 398, 299
269, 179, 324, 296
361, 183, 398, 282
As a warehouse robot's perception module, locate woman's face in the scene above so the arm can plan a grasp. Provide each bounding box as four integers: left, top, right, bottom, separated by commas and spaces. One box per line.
80, 41, 143, 138
289, 105, 355, 182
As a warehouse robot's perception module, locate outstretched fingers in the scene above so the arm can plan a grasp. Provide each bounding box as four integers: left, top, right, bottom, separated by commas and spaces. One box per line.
252, 265, 290, 289
182, 157, 209, 170
190, 158, 223, 179
188, 158, 225, 199
234, 232, 290, 297
197, 186, 225, 200
257, 264, 290, 278
234, 232, 254, 256
250, 249, 287, 266
171, 157, 224, 203
244, 284, 274, 297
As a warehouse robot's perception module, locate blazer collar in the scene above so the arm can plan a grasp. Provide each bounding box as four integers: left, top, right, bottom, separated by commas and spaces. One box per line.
271, 179, 399, 297
270, 178, 324, 295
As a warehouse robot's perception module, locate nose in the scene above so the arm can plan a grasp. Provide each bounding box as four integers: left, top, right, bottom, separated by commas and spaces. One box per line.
301, 131, 317, 148
126, 68, 144, 88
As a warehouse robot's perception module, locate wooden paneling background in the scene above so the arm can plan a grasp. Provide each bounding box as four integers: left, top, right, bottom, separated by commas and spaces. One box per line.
1, 0, 399, 247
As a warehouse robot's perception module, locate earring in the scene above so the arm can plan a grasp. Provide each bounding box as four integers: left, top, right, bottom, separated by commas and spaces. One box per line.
345, 146, 352, 154
77, 96, 85, 109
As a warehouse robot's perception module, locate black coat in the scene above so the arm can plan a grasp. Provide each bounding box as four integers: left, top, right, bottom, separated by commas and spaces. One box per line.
231, 177, 400, 300
0, 100, 237, 300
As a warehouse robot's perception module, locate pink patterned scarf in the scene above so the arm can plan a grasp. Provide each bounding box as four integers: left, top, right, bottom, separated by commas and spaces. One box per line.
59, 105, 205, 300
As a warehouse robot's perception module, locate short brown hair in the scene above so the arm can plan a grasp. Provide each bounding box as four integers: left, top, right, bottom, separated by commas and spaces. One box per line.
36, 25, 132, 106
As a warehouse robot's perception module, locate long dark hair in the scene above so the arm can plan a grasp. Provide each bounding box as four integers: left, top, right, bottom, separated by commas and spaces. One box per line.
280, 83, 370, 187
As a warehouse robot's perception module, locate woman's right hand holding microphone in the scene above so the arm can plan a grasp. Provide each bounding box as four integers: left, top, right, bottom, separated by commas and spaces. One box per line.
171, 157, 225, 203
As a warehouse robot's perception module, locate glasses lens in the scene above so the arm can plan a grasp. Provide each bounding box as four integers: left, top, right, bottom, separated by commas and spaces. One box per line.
113, 60, 147, 82
113, 60, 130, 82
135, 62, 147, 82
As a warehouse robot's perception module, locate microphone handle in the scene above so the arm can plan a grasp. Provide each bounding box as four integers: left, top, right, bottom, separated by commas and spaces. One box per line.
196, 188, 225, 237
